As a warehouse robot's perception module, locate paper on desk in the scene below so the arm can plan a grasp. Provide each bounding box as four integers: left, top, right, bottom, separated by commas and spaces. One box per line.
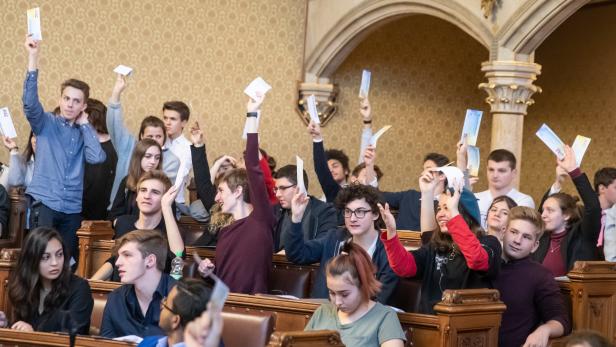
0, 108, 18, 138
244, 77, 272, 101
359, 69, 371, 98
467, 145, 480, 177
535, 123, 566, 160
571, 135, 591, 167
27, 7, 42, 41
460, 109, 482, 146
432, 166, 464, 189
306, 95, 320, 124
369, 125, 392, 147
113, 64, 133, 76
296, 155, 307, 194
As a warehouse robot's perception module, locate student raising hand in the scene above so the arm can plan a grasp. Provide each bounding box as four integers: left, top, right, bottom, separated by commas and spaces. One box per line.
359, 97, 371, 122
190, 121, 204, 147
110, 74, 128, 103
445, 179, 463, 220
419, 169, 438, 194
307, 120, 323, 142
557, 145, 578, 173
246, 92, 265, 113
378, 203, 397, 240
291, 187, 310, 223
183, 302, 224, 347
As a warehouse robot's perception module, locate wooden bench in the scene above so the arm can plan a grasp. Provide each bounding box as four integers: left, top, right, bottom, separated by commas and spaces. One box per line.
0, 328, 134, 346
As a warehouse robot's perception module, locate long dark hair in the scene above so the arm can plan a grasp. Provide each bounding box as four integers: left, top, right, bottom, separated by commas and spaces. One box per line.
23, 131, 36, 161
127, 139, 162, 191
8, 227, 72, 322
431, 197, 484, 254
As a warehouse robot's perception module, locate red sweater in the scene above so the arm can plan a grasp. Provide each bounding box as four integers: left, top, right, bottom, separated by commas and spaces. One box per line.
215, 133, 275, 294
259, 155, 277, 205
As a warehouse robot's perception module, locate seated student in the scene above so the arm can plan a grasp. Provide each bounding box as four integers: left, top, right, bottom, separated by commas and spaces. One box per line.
0, 227, 93, 334
305, 242, 405, 347
182, 303, 224, 347
272, 164, 338, 252
492, 206, 569, 347
592, 167, 616, 261
350, 161, 384, 186
162, 101, 193, 211
533, 146, 602, 276
109, 139, 163, 221
474, 149, 535, 229
485, 195, 517, 242
100, 229, 176, 338
106, 74, 180, 209
380, 171, 501, 314
209, 155, 238, 183
194, 94, 275, 294
138, 278, 213, 347
91, 170, 184, 281
82, 98, 118, 220
565, 330, 614, 347
285, 184, 399, 304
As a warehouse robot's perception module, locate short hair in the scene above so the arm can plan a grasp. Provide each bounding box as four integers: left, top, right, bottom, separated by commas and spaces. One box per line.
139, 116, 167, 142
172, 279, 213, 328
351, 162, 384, 181
163, 101, 190, 122
218, 168, 250, 203
335, 183, 384, 229
275, 165, 309, 191
487, 149, 517, 170
423, 153, 450, 167
594, 167, 616, 193
507, 206, 545, 240
127, 139, 163, 191
137, 169, 172, 194
113, 229, 167, 272
326, 241, 381, 301
546, 193, 582, 226
565, 330, 613, 347
60, 79, 90, 103
325, 149, 350, 175
86, 98, 109, 135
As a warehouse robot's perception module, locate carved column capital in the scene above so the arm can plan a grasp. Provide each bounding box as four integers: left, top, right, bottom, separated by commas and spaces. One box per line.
478, 60, 542, 116
296, 82, 338, 126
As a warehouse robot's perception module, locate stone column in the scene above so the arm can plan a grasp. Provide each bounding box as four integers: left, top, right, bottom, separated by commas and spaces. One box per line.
479, 60, 542, 187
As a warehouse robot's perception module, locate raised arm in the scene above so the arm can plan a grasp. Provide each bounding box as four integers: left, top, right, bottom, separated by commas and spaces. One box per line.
309, 121, 340, 202
419, 170, 438, 232
161, 185, 185, 256
378, 203, 419, 277
363, 145, 378, 186
3, 137, 27, 187
283, 189, 326, 264
189, 121, 216, 211
22, 35, 47, 134
106, 74, 136, 152
358, 97, 373, 164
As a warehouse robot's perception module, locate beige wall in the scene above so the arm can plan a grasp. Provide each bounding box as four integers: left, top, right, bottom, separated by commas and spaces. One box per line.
523, 4, 616, 200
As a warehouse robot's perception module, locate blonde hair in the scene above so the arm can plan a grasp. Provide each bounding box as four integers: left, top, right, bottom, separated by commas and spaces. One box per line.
507, 206, 545, 240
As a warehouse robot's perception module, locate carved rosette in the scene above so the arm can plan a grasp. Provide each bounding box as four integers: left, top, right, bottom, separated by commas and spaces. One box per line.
296, 82, 338, 126
478, 61, 542, 116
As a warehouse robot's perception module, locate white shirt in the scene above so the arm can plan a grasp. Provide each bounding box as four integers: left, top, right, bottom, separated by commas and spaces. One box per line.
166, 134, 193, 204
475, 188, 535, 229
604, 205, 616, 262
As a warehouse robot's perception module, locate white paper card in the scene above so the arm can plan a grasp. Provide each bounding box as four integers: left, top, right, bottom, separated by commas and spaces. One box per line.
359, 69, 371, 98
174, 165, 190, 189
306, 95, 320, 124
0, 108, 18, 138
460, 109, 482, 146
27, 7, 42, 41
113, 335, 143, 343
432, 166, 464, 189
369, 125, 392, 147
535, 123, 566, 159
241, 110, 261, 140
113, 64, 133, 76
209, 273, 230, 312
571, 135, 591, 167
243, 77, 272, 101
467, 145, 480, 177
296, 155, 306, 194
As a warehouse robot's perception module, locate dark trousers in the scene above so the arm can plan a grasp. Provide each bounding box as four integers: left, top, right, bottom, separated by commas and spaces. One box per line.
29, 200, 82, 265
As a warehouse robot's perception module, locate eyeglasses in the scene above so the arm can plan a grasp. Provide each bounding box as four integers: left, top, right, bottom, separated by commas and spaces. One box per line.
273, 184, 296, 193
160, 296, 177, 314
344, 208, 371, 219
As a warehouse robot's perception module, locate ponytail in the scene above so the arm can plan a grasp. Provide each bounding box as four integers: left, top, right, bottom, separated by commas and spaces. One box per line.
326, 241, 381, 301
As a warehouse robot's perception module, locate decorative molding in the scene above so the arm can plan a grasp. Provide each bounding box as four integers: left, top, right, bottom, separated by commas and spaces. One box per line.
296, 82, 338, 126
481, 0, 497, 19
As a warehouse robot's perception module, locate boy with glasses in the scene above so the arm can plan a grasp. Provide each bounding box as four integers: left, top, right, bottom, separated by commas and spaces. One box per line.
284, 184, 399, 304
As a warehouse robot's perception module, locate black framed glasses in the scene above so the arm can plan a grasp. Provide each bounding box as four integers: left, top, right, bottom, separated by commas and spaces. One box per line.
273, 184, 296, 193
344, 208, 371, 219
160, 296, 177, 314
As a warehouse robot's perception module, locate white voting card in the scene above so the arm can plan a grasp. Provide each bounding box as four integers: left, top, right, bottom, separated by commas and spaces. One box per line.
0, 108, 18, 138
369, 125, 392, 147
244, 77, 272, 101
209, 273, 230, 312
535, 123, 566, 160
359, 69, 371, 98
460, 109, 482, 146
113, 64, 133, 76
296, 155, 307, 194
174, 165, 190, 189
306, 95, 320, 124
27, 7, 42, 41
432, 166, 464, 189
571, 135, 591, 167
467, 145, 480, 177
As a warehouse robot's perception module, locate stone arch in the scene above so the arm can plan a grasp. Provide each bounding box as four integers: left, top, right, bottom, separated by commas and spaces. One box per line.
304, 0, 492, 81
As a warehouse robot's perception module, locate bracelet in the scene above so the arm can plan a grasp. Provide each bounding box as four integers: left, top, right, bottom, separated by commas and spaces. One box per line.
246, 112, 258, 118
363, 120, 372, 124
